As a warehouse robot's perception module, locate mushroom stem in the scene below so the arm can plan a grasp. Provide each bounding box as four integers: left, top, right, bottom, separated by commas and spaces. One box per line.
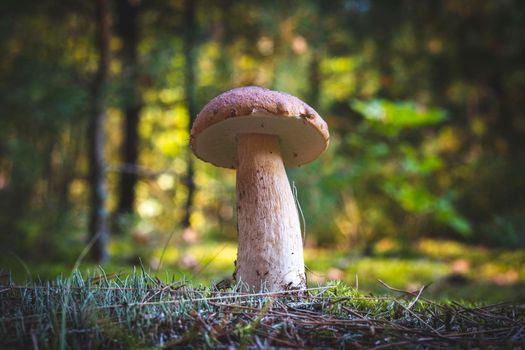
235, 133, 306, 291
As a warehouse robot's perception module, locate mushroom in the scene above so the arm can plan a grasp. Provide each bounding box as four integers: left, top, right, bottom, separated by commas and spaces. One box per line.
190, 86, 329, 291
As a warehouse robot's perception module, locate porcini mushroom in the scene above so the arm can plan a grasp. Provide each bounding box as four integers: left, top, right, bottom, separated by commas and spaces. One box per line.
190, 86, 329, 291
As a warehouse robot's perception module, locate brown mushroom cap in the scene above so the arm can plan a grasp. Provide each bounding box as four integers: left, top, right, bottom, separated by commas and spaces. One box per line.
190, 86, 329, 169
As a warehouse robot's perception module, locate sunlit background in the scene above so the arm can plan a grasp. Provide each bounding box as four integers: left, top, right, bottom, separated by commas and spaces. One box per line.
1, 0, 524, 302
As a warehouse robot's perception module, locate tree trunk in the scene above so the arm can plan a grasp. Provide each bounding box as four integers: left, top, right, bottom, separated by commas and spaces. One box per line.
88, 0, 110, 263
308, 52, 321, 108
116, 0, 141, 220
182, 0, 197, 228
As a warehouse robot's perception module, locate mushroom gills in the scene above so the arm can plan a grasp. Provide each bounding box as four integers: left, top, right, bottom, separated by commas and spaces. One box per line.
192, 113, 327, 169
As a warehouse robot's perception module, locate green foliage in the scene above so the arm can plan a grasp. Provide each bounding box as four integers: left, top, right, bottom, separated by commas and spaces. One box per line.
352, 99, 470, 236
352, 99, 446, 135
292, 99, 471, 247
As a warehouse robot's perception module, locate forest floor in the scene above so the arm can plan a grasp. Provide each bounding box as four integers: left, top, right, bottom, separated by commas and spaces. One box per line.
1, 239, 524, 348
1, 270, 524, 349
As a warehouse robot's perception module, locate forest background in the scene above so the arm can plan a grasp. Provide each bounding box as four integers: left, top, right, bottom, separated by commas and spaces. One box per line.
1, 0, 524, 302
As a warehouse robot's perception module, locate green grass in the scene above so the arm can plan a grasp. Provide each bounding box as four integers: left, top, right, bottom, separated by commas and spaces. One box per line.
2, 238, 524, 303
302, 239, 525, 303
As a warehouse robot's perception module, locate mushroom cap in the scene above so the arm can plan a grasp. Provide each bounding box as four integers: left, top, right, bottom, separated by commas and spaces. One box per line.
190, 86, 329, 169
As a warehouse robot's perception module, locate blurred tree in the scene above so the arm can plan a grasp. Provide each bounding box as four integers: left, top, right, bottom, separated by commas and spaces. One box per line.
0, 1, 93, 257
182, 0, 198, 229
88, 0, 110, 262
115, 0, 143, 226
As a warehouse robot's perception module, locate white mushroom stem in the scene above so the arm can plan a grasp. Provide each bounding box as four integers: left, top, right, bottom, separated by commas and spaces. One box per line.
235, 133, 306, 291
